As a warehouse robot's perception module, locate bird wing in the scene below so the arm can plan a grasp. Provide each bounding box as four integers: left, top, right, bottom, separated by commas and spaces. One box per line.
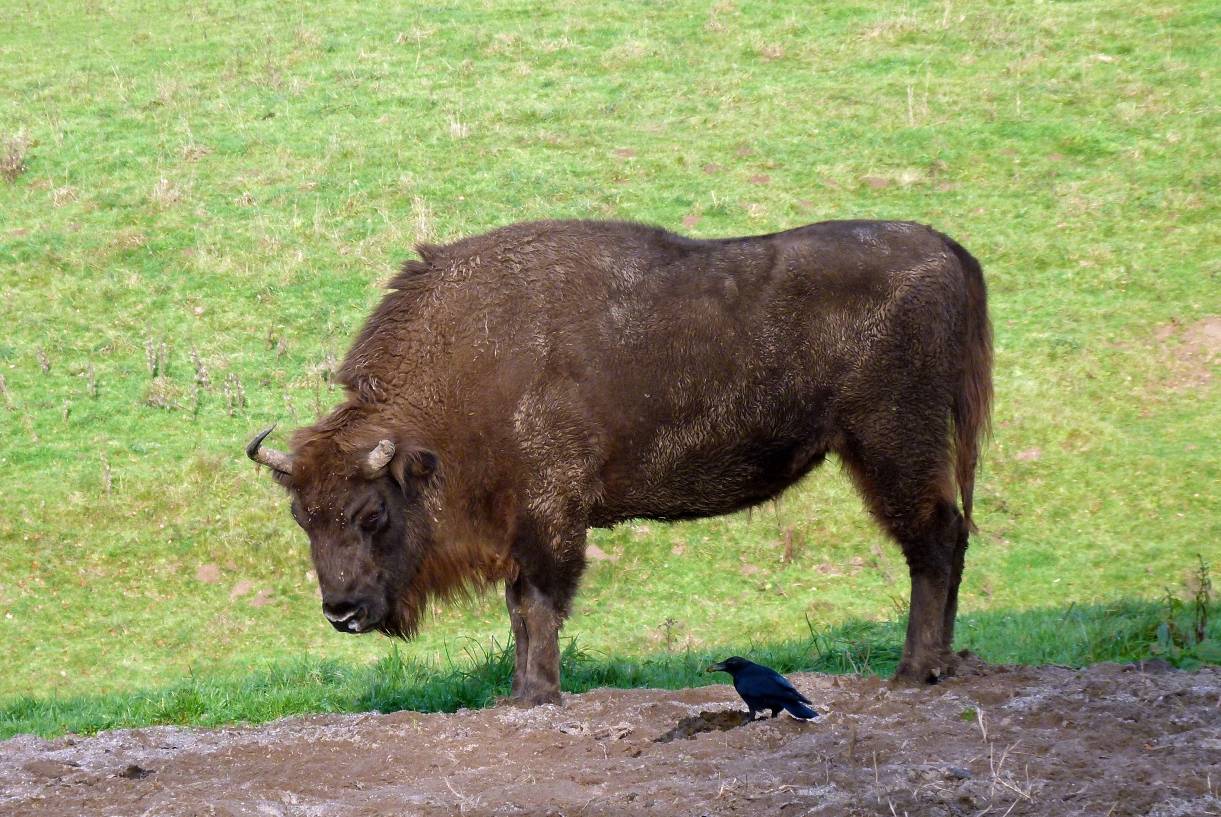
734, 667, 812, 708
758, 666, 812, 704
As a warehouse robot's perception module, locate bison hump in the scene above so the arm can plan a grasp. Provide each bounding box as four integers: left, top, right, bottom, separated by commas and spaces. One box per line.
388, 243, 442, 290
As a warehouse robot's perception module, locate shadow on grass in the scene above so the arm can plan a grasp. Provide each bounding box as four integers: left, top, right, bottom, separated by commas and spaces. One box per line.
2, 597, 1216, 740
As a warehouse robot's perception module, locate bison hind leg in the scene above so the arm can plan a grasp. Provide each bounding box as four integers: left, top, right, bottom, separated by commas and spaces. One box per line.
838, 423, 965, 684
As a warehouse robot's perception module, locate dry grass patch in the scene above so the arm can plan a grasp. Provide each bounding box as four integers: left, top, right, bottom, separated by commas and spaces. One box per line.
1156, 316, 1220, 391
50, 186, 77, 207
2, 131, 30, 181
151, 176, 183, 206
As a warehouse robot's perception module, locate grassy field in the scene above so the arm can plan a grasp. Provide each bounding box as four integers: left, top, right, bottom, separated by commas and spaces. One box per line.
1, 0, 1217, 737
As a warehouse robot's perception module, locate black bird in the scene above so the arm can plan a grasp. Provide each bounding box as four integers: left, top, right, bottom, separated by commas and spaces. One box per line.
706, 656, 818, 721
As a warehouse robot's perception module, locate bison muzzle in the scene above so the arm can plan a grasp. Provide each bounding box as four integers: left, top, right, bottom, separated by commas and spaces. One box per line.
247, 218, 992, 705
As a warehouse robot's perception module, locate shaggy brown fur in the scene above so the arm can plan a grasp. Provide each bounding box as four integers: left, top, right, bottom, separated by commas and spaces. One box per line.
249, 218, 992, 703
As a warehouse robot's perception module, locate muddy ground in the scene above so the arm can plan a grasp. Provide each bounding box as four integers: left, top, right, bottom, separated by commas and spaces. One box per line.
3, 662, 1218, 817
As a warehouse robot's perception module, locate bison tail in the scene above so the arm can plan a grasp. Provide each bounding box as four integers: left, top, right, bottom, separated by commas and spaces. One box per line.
944, 235, 993, 531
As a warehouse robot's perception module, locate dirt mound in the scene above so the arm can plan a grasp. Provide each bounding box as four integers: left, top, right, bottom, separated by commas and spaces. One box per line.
2, 663, 1218, 816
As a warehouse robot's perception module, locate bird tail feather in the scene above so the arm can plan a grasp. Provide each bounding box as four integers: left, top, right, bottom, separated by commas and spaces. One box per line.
784, 701, 817, 720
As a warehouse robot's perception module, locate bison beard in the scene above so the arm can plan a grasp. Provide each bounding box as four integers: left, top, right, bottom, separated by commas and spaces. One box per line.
247, 218, 992, 705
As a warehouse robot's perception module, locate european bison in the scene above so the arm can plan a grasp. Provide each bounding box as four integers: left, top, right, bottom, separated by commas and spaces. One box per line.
247, 218, 992, 704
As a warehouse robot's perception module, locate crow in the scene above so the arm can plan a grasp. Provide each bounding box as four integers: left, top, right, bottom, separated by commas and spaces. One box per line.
706, 656, 818, 721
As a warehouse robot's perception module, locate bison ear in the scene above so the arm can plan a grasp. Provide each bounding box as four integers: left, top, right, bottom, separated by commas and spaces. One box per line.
268, 469, 293, 488
389, 447, 438, 491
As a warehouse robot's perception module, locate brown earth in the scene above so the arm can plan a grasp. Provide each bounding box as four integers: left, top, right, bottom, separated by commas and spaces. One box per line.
3, 662, 1218, 817
1152, 315, 1219, 391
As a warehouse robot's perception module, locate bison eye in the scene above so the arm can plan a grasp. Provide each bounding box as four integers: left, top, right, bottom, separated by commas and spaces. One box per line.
358, 505, 386, 532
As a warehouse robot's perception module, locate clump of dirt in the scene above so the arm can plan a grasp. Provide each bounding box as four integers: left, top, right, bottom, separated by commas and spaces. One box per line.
116, 763, 151, 780
654, 708, 748, 742
2, 663, 1218, 816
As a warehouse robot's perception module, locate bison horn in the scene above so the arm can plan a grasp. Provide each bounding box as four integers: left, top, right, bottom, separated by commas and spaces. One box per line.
246, 425, 294, 475
365, 439, 396, 474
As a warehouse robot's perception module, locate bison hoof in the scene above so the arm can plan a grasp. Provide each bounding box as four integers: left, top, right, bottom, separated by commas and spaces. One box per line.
892, 659, 945, 686
521, 689, 562, 707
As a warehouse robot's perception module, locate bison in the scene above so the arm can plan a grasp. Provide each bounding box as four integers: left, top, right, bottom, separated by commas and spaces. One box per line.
247, 218, 992, 705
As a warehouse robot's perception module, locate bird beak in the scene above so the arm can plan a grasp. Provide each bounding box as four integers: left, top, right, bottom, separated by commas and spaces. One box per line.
706, 662, 726, 673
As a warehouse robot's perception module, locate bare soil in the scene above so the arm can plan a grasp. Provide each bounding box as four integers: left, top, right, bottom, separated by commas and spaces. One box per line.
1154, 315, 1219, 391
3, 662, 1218, 817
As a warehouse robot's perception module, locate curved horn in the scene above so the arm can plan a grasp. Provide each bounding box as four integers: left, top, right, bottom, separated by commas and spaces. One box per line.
365, 439, 396, 474
246, 425, 294, 474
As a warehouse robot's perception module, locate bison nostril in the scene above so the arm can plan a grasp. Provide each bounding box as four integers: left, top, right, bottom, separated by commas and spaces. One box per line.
322, 595, 384, 634
323, 600, 365, 626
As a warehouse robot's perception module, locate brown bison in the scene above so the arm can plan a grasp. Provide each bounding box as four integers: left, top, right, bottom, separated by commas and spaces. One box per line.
247, 218, 991, 705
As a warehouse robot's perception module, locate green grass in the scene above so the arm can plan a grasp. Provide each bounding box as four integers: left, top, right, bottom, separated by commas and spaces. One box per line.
5, 599, 1216, 740
1, 0, 1218, 733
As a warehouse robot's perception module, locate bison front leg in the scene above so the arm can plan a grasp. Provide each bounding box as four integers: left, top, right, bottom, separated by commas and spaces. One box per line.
506, 520, 587, 707
504, 574, 530, 700
518, 580, 564, 706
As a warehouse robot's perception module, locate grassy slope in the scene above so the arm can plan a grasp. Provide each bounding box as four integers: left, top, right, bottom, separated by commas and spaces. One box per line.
0, 0, 1217, 729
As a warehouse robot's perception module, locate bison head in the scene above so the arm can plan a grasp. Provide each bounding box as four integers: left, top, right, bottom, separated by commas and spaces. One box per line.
246, 426, 438, 638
